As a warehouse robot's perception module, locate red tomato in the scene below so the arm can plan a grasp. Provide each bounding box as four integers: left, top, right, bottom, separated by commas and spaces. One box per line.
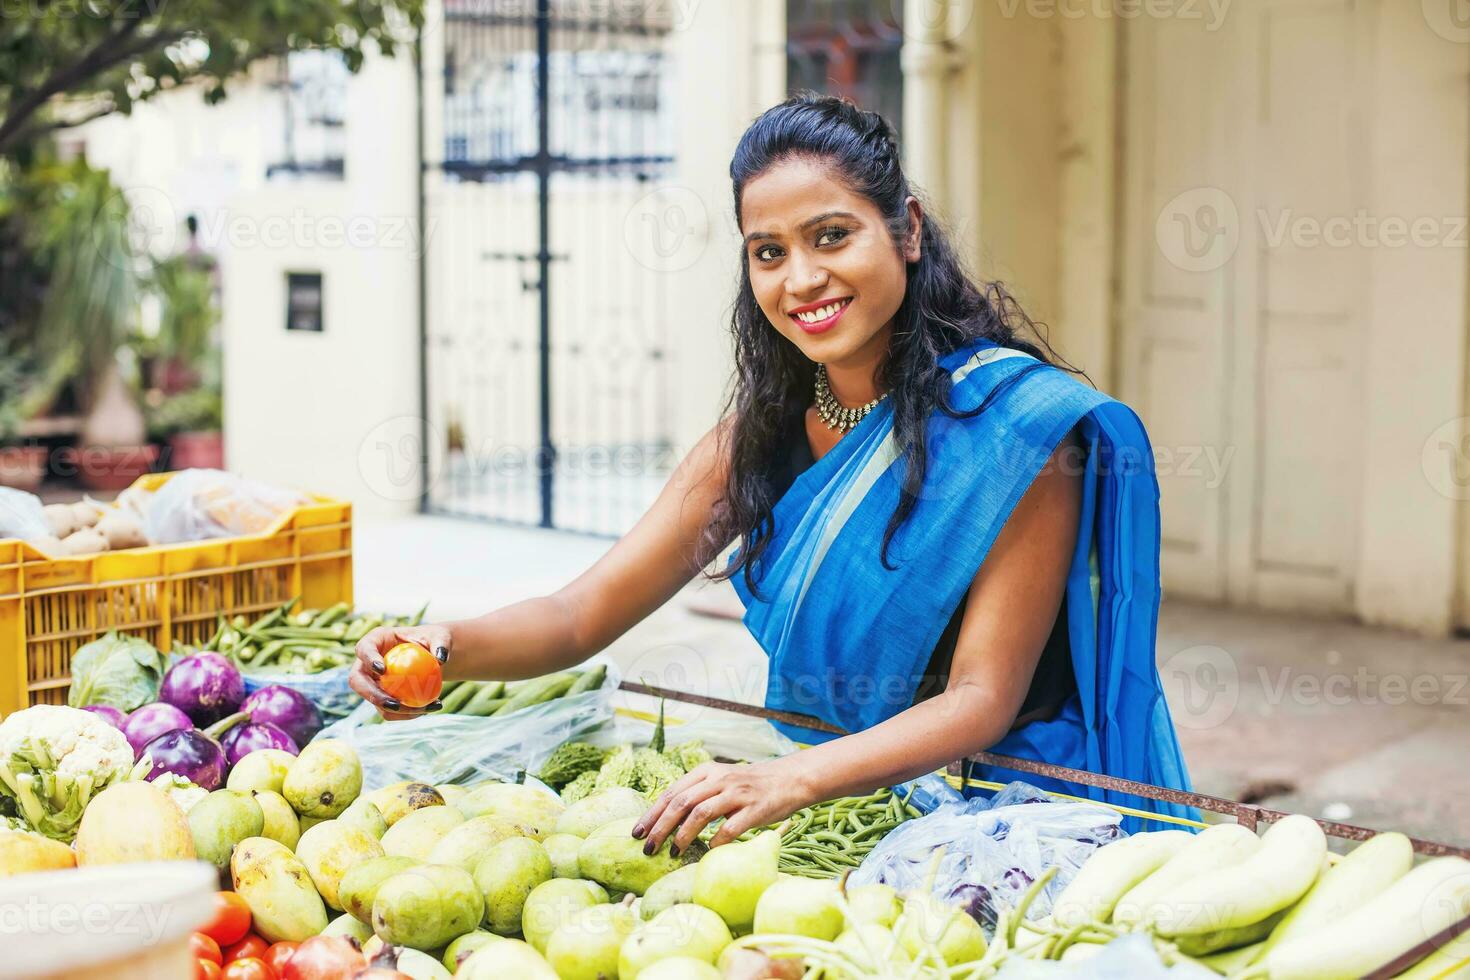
264, 941, 299, 974
191, 932, 223, 965
222, 958, 276, 980
279, 935, 365, 980
380, 641, 442, 708
200, 892, 252, 947
196, 959, 223, 980
223, 934, 270, 964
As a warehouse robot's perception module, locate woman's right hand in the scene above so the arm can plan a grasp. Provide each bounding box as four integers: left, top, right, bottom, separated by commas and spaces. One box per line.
350, 623, 453, 720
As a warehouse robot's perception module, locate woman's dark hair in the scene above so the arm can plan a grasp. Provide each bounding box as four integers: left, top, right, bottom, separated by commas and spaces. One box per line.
698, 92, 1077, 594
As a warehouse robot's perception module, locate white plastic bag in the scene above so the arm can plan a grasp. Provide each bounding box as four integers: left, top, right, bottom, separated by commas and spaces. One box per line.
850, 781, 1127, 931
0, 487, 49, 540
315, 659, 621, 791
142, 469, 307, 543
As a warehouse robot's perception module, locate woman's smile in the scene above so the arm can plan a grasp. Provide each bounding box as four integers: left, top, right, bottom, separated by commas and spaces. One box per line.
788, 295, 853, 334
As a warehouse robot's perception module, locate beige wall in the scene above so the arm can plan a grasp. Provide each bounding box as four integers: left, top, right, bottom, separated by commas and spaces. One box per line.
665, 0, 788, 460
932, 5, 1470, 635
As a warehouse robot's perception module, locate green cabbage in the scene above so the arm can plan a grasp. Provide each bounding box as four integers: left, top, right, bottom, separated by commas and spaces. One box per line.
66, 632, 165, 712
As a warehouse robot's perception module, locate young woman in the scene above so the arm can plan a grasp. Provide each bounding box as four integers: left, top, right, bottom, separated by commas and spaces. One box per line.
351, 94, 1195, 855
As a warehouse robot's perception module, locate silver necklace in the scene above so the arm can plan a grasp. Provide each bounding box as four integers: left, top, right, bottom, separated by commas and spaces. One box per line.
814, 363, 887, 431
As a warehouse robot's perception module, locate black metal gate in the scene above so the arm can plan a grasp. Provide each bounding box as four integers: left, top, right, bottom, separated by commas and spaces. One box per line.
421, 0, 677, 535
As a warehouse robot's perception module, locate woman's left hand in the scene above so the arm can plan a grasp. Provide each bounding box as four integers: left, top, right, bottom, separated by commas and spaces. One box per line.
632, 759, 811, 855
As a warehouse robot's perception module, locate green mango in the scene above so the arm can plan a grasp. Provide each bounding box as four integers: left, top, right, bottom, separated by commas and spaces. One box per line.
226, 749, 296, 795
442, 930, 498, 972
381, 805, 465, 861
472, 837, 552, 935
520, 878, 607, 952
541, 833, 582, 879
577, 818, 703, 897
553, 788, 649, 838
426, 815, 527, 873
189, 789, 264, 871
338, 797, 389, 840
456, 937, 557, 979
456, 783, 563, 840
295, 819, 385, 910
252, 790, 300, 851
339, 854, 419, 924
230, 836, 329, 942
372, 863, 484, 951
322, 912, 374, 942
544, 902, 638, 980
618, 904, 731, 977
283, 740, 363, 819
640, 864, 697, 921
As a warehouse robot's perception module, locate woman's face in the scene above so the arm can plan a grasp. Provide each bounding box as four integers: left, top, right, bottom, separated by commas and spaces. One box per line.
740, 156, 921, 370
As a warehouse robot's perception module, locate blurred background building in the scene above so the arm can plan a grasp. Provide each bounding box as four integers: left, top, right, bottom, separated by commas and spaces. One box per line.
18, 0, 1470, 639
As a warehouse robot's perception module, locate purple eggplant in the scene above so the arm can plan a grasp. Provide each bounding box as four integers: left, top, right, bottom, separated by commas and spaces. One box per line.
239, 685, 322, 747
122, 702, 194, 761
159, 652, 244, 726
140, 728, 228, 791
82, 704, 127, 729
221, 722, 299, 766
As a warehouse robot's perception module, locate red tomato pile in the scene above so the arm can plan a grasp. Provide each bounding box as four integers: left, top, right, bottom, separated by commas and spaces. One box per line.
191, 892, 410, 980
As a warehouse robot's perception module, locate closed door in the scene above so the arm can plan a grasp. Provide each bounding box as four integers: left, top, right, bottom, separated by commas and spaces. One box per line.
1118, 0, 1372, 614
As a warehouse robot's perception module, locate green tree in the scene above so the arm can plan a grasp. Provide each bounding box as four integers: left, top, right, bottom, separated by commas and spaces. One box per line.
0, 0, 423, 157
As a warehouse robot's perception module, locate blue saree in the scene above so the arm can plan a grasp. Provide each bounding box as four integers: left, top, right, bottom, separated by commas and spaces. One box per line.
729, 338, 1197, 826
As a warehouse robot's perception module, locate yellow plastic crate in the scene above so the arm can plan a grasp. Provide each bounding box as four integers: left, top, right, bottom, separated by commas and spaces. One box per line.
0, 472, 352, 717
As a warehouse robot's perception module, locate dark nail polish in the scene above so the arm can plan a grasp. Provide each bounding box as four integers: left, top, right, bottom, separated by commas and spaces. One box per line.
631, 824, 646, 839
642, 839, 655, 856
669, 844, 680, 858
374, 661, 385, 673
435, 646, 449, 663
425, 700, 444, 712
383, 698, 402, 711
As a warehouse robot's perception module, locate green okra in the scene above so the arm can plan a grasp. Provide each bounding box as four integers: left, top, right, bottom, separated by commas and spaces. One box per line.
565, 664, 607, 696
459, 682, 509, 716
491, 672, 577, 716
310, 602, 351, 628
440, 682, 481, 713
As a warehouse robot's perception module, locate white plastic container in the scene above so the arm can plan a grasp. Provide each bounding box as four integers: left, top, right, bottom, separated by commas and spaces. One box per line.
0, 861, 216, 979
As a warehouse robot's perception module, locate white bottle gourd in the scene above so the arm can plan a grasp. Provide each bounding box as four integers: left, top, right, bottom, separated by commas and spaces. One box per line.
1146, 814, 1327, 939
1262, 856, 1470, 980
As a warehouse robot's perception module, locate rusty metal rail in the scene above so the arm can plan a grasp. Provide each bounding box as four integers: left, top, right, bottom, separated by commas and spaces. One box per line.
616, 679, 1470, 977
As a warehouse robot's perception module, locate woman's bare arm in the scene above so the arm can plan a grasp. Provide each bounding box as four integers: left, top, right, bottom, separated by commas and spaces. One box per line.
349, 422, 734, 714
636, 429, 1083, 851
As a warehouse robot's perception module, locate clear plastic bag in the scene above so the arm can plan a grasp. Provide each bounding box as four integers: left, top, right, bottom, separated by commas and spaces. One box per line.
241, 666, 359, 722
849, 781, 1127, 932
0, 487, 49, 540
142, 469, 307, 544
315, 658, 621, 790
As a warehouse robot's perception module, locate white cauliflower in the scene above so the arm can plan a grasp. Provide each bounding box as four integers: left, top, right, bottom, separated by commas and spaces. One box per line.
0, 704, 144, 840
151, 773, 208, 813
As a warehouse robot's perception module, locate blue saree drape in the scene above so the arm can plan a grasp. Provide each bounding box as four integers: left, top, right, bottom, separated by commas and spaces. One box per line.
729, 338, 1197, 826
